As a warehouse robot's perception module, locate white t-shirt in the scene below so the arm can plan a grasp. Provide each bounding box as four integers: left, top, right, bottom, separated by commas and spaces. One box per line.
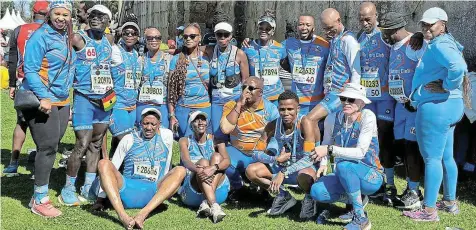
340, 30, 362, 84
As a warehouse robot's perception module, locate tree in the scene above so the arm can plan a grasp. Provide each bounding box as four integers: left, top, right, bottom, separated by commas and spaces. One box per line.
0, 1, 15, 17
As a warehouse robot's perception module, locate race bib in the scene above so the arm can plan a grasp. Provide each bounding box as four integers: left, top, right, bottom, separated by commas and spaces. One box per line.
361, 67, 381, 98
292, 64, 318, 85
323, 65, 333, 93
388, 79, 408, 103
139, 85, 164, 104
133, 162, 160, 182
256, 64, 279, 85
90, 63, 113, 94
85, 47, 97, 60
124, 69, 141, 89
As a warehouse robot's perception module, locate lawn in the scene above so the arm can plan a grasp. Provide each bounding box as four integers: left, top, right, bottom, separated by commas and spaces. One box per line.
1, 90, 475, 229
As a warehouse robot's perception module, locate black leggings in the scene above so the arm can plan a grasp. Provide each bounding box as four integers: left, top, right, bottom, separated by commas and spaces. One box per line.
377, 120, 395, 168
404, 140, 424, 182
23, 106, 70, 186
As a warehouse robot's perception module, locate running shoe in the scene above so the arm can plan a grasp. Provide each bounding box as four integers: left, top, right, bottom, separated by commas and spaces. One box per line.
403, 208, 439, 222
436, 200, 460, 215
267, 192, 297, 216
3, 163, 19, 177
78, 184, 96, 203
210, 203, 226, 223
197, 200, 211, 217
383, 184, 397, 205
58, 187, 80, 206
299, 195, 316, 220
340, 195, 368, 223
31, 197, 62, 218
316, 209, 330, 225
344, 212, 371, 230
395, 190, 421, 210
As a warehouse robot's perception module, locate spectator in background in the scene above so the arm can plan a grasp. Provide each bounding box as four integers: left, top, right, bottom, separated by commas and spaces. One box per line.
76, 0, 94, 31
202, 18, 216, 46
176, 25, 185, 50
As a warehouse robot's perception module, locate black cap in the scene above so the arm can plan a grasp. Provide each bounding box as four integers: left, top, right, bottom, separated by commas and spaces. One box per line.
379, 12, 407, 30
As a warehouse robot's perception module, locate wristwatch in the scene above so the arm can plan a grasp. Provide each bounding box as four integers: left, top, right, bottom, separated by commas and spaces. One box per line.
280, 167, 288, 178
327, 145, 334, 156
214, 164, 220, 171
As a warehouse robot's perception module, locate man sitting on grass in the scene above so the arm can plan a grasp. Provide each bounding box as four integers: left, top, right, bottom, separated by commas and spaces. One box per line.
96, 108, 185, 229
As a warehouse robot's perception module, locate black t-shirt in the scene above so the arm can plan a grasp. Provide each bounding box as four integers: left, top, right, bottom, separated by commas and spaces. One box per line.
202, 32, 216, 46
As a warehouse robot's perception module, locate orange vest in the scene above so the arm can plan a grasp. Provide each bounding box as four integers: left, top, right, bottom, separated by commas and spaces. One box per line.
17, 23, 42, 79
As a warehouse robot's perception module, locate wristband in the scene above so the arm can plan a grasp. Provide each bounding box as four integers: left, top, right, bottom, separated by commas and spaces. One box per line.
169, 112, 176, 119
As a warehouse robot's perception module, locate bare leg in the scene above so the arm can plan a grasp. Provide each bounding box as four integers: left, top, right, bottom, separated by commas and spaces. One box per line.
102, 133, 108, 159
67, 130, 93, 176
97, 159, 134, 229
85, 123, 109, 173
197, 153, 227, 205
306, 105, 329, 139
10, 123, 28, 163
134, 166, 186, 229
245, 162, 273, 189
297, 167, 317, 194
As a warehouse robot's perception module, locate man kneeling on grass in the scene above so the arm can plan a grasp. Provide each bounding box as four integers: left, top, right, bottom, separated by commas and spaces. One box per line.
245, 91, 327, 219
96, 108, 186, 229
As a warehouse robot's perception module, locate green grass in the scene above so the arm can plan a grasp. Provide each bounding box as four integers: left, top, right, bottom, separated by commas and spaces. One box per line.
1, 89, 475, 229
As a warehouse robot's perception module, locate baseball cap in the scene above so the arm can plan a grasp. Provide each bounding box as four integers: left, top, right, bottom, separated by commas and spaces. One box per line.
258, 16, 276, 29
121, 22, 140, 34
87, 4, 112, 20
188, 111, 208, 127
379, 12, 407, 30
33, 0, 49, 14
176, 26, 185, 30
214, 22, 233, 33
420, 7, 448, 24
141, 108, 162, 120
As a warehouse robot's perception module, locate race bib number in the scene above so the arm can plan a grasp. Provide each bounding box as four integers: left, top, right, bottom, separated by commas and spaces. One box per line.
292, 65, 318, 85
90, 63, 113, 94
85, 47, 97, 60
133, 162, 160, 182
323, 65, 333, 93
361, 67, 381, 98
256, 64, 279, 85
388, 79, 408, 103
124, 69, 141, 89
139, 85, 164, 104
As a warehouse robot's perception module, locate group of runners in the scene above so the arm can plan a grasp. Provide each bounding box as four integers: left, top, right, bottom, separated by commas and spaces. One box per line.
3, 0, 472, 229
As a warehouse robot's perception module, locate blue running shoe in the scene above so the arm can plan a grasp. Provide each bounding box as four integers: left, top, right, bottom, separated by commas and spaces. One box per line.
58, 187, 80, 206
344, 212, 371, 230
3, 163, 19, 177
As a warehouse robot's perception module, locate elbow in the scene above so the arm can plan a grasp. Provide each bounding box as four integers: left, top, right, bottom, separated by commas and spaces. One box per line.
220, 118, 235, 134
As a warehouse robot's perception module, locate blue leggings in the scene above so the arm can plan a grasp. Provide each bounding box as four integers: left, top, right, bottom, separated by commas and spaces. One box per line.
416, 98, 463, 207
224, 146, 257, 189
175, 105, 211, 138
311, 161, 383, 217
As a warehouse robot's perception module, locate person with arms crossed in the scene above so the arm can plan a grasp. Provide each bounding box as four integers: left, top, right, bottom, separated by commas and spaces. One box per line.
178, 111, 230, 223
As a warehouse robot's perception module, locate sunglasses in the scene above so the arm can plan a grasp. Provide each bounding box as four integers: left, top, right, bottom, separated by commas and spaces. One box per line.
123, 30, 138, 37
258, 26, 272, 32
339, 96, 356, 103
242, 85, 261, 92
215, 32, 231, 38
183, 34, 199, 40
146, 36, 162, 41
88, 12, 108, 21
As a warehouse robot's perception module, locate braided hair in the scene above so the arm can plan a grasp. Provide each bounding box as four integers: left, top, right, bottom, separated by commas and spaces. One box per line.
168, 23, 202, 106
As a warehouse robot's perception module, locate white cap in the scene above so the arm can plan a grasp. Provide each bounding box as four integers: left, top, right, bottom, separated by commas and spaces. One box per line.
141, 108, 162, 120
188, 110, 208, 126
214, 22, 233, 33
338, 83, 371, 104
87, 4, 112, 20
420, 7, 448, 24
121, 22, 140, 34
176, 26, 185, 30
